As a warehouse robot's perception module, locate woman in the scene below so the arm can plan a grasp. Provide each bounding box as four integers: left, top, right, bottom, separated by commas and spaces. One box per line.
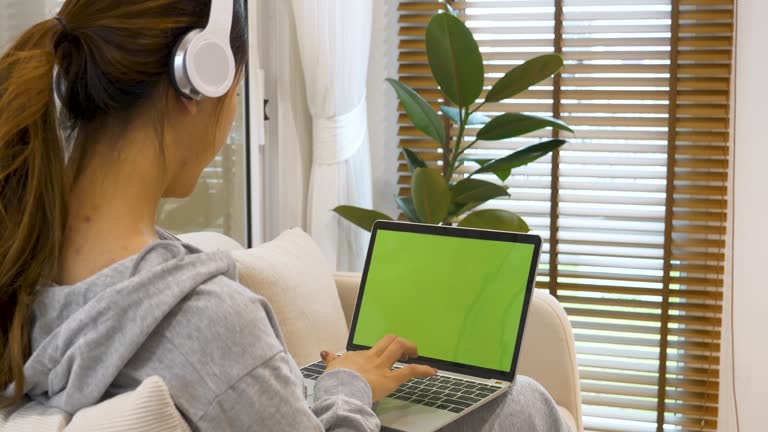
0, 0, 571, 430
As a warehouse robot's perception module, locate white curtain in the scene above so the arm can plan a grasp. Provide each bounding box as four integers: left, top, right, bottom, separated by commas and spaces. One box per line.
289, 0, 374, 272
260, 0, 313, 244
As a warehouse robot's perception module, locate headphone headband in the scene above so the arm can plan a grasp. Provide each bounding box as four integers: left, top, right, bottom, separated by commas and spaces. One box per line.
207, 0, 233, 41
170, 0, 236, 100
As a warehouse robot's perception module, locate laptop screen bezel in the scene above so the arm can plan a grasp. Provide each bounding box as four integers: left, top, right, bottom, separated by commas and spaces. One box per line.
345, 220, 542, 383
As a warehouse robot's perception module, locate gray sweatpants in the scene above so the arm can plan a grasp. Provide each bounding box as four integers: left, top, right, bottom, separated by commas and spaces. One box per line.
384, 376, 572, 432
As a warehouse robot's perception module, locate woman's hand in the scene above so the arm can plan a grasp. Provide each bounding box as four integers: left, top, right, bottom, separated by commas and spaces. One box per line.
320, 334, 437, 401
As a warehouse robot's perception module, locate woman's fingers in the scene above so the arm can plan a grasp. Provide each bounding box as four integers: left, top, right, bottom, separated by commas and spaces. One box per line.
320, 350, 339, 367
381, 337, 419, 365
370, 334, 398, 356
370, 335, 420, 364
392, 364, 437, 384
321, 338, 436, 401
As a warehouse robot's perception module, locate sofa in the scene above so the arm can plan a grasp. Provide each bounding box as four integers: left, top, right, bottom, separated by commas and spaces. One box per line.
0, 230, 582, 431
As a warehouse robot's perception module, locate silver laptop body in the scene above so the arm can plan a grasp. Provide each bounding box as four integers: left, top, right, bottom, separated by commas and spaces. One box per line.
302, 221, 542, 432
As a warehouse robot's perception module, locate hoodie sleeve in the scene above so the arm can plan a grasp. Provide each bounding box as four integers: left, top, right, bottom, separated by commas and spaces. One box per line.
165, 280, 381, 432
194, 350, 380, 432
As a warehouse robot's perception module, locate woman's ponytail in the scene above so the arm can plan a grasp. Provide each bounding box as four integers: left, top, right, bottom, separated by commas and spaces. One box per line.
0, 19, 68, 407
0, 0, 249, 407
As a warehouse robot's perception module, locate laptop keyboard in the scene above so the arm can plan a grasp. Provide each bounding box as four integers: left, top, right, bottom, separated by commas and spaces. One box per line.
300, 361, 503, 414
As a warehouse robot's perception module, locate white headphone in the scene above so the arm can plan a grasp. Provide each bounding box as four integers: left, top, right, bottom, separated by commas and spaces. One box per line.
170, 0, 236, 100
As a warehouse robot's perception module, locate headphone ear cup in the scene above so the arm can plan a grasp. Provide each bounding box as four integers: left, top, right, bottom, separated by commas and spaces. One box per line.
169, 0, 237, 99
185, 36, 235, 98
169, 36, 188, 98
170, 30, 204, 100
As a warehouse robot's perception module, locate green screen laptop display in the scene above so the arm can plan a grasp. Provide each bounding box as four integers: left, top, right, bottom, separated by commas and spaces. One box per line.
351, 228, 535, 372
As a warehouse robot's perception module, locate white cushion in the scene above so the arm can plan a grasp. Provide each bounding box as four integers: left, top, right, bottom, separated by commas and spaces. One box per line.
232, 228, 349, 366
64, 376, 189, 432
0, 401, 69, 432
0, 376, 189, 432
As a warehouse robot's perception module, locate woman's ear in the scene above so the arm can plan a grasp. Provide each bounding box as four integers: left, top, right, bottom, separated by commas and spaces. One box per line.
178, 94, 199, 115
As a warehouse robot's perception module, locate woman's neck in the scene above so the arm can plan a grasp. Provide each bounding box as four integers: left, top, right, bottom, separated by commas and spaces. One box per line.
55, 131, 165, 286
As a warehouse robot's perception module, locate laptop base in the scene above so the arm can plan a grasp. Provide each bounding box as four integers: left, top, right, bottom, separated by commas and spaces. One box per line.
302, 360, 509, 432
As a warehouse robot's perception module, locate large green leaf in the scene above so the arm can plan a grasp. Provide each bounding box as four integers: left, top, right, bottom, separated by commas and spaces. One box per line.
387, 79, 446, 145
441, 105, 490, 126
402, 147, 427, 173
451, 178, 509, 204
477, 113, 573, 141
333, 206, 393, 232
485, 54, 564, 103
470, 159, 493, 167
426, 13, 484, 107
395, 196, 421, 222
473, 139, 567, 177
458, 209, 530, 233
493, 168, 513, 182
412, 168, 450, 224
461, 158, 512, 182
449, 201, 484, 218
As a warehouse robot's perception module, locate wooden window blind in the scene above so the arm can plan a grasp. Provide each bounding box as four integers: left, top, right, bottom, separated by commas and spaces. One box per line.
396, 1, 732, 431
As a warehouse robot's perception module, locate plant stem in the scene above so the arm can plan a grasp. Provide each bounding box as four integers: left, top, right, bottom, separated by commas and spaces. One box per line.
469, 101, 486, 115
447, 108, 470, 179
453, 102, 486, 175
457, 138, 479, 160
441, 115, 452, 178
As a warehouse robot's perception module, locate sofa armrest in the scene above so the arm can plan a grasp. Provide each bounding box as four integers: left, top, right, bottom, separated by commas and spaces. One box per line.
333, 272, 583, 432
519, 289, 583, 432
334, 272, 362, 329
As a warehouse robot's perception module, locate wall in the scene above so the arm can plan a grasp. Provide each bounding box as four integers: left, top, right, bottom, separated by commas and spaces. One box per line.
0, 0, 48, 51
721, 0, 768, 430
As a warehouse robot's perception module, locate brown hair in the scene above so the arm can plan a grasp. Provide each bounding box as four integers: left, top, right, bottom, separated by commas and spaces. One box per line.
0, 0, 247, 407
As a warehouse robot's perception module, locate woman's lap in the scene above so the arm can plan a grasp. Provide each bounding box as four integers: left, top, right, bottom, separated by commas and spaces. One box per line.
436, 375, 572, 432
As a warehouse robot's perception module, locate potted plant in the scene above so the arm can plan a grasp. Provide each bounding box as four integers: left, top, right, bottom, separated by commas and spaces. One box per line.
335, 7, 572, 233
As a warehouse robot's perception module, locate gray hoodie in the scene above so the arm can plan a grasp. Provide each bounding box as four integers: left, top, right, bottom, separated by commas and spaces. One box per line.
14, 240, 380, 431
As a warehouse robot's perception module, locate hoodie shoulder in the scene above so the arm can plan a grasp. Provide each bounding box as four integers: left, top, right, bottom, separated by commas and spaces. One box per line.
116, 273, 291, 423
163, 274, 287, 374
24, 241, 289, 419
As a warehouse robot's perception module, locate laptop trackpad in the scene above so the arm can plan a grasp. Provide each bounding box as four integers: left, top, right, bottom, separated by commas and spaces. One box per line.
376, 398, 455, 432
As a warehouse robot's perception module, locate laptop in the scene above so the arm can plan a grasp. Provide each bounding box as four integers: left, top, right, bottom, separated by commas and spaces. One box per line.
301, 220, 542, 432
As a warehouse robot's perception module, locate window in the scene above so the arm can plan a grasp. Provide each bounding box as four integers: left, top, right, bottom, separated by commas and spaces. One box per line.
0, 0, 251, 246
397, 1, 731, 430
155, 92, 249, 246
